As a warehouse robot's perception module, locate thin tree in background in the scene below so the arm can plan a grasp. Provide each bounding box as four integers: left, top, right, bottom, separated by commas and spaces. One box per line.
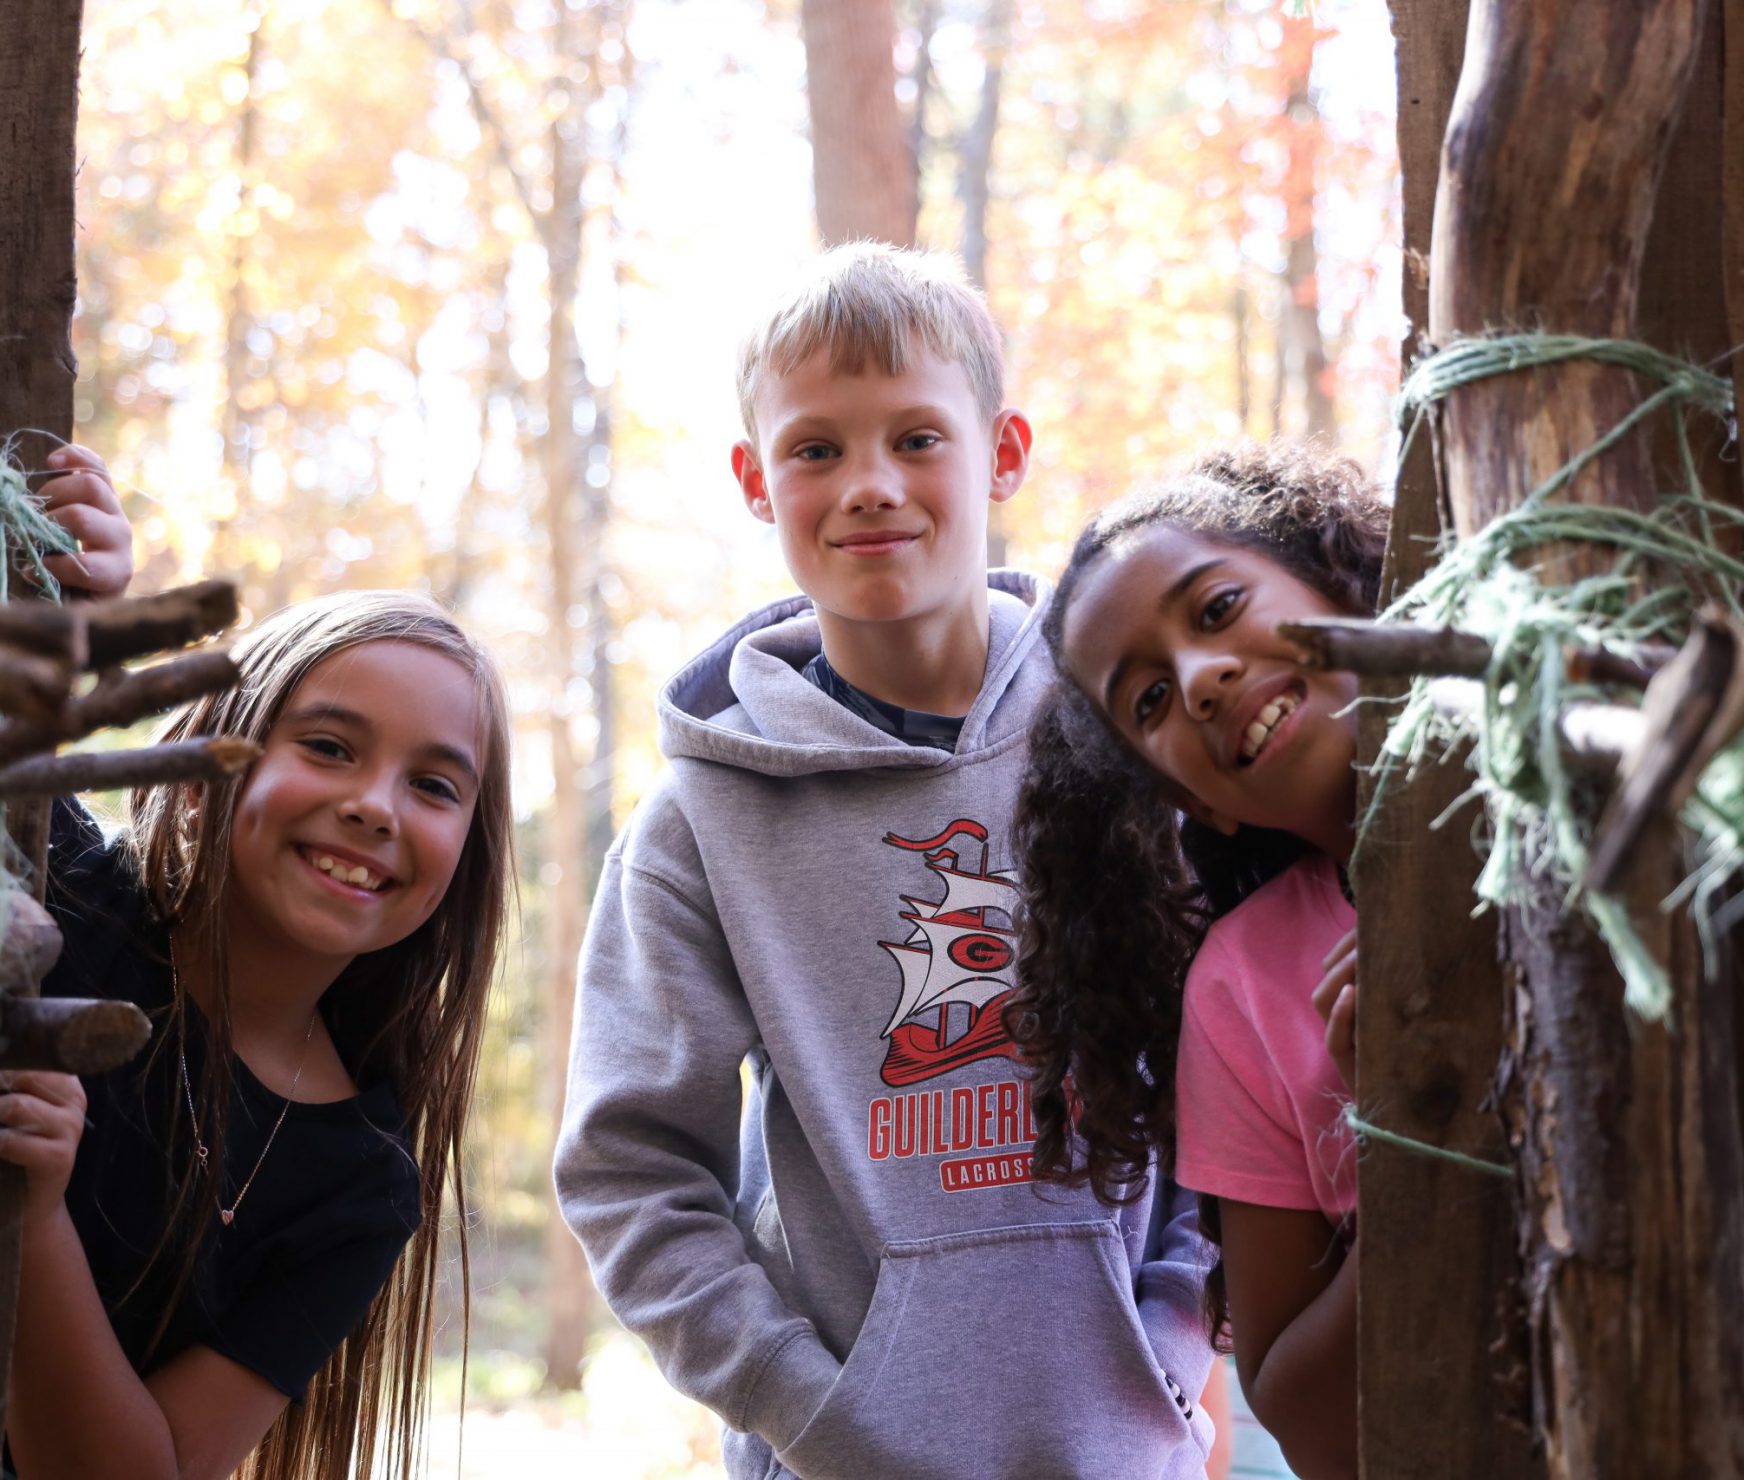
216, 2, 265, 586
393, 0, 632, 1391
1275, 12, 1334, 439
802, 0, 917, 246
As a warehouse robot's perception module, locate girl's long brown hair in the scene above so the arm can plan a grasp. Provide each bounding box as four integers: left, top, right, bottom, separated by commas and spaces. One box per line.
1006, 443, 1388, 1336
126, 590, 514, 1480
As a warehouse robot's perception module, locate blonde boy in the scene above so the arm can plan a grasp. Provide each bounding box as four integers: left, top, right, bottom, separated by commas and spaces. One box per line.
556, 245, 1213, 1479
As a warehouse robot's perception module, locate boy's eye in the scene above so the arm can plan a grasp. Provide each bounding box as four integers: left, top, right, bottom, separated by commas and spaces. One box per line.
1200, 589, 1240, 629
898, 432, 939, 452
1134, 677, 1171, 726
794, 444, 837, 462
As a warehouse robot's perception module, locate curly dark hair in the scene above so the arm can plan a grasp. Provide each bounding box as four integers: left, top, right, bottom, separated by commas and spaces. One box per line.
1004, 441, 1389, 1337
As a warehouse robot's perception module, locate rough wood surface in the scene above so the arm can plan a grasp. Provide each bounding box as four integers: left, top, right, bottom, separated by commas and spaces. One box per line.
82, 580, 239, 668
0, 646, 240, 767
0, 0, 87, 1434
0, 996, 151, 1076
1358, 6, 1541, 1480
1281, 615, 1670, 687
1430, 2, 1744, 1474
0, 736, 260, 800
0, 891, 63, 1001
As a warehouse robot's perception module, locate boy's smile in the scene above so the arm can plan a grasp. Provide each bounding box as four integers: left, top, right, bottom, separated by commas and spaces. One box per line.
1060, 526, 1361, 861
733, 349, 1029, 711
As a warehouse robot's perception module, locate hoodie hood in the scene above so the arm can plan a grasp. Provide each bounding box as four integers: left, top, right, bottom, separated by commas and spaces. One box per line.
658, 570, 1051, 778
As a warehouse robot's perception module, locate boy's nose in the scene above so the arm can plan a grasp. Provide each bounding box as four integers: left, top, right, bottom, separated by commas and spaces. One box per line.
839, 453, 905, 514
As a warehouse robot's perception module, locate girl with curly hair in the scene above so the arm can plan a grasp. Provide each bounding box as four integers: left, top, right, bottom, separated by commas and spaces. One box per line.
1007, 443, 1389, 1480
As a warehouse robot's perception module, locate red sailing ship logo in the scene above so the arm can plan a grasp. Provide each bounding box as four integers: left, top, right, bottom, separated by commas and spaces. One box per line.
877, 818, 1021, 1088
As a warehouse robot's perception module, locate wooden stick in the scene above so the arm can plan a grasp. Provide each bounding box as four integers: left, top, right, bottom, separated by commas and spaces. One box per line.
1586, 610, 1744, 894
1280, 617, 1493, 677
0, 642, 72, 723
0, 736, 260, 799
81, 580, 239, 668
1423, 678, 1640, 767
0, 996, 150, 1075
0, 647, 239, 769
0, 604, 82, 664
1280, 616, 1676, 689
0, 891, 61, 999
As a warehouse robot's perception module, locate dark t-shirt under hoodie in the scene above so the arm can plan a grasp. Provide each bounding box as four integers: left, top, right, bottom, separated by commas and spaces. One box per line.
557, 575, 1215, 1480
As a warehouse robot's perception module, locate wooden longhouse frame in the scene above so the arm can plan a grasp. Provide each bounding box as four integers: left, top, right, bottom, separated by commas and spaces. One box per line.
1359, 2, 1744, 1477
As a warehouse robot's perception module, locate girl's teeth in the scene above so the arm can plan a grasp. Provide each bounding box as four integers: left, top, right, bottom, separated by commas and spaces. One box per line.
1245, 721, 1269, 750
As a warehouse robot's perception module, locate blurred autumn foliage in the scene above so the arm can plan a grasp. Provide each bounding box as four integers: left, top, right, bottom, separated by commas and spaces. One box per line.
67, 0, 1399, 1428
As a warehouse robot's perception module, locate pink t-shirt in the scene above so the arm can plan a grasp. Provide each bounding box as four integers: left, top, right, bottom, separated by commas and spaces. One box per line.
1173, 853, 1357, 1228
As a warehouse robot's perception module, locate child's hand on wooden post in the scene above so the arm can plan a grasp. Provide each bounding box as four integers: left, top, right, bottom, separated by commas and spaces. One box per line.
0, 1068, 89, 1228
1313, 928, 1358, 1093
40, 444, 134, 598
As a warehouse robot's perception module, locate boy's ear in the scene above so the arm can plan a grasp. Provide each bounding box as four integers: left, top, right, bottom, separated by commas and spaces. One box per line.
732, 440, 775, 525
988, 410, 1032, 506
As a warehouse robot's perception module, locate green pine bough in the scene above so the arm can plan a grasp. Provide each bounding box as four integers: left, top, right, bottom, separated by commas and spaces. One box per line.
1358, 334, 1742, 1019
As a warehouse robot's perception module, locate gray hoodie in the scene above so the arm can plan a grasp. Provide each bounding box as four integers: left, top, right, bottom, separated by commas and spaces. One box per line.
556, 575, 1216, 1480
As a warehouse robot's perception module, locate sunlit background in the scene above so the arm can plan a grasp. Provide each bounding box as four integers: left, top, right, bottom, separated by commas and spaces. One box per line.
70, 0, 1401, 1472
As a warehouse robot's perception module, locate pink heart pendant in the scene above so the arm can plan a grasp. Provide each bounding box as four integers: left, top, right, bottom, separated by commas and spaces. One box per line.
220, 1209, 235, 1227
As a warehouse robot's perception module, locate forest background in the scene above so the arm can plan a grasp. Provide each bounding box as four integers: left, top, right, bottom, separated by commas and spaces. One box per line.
68, 0, 1400, 1472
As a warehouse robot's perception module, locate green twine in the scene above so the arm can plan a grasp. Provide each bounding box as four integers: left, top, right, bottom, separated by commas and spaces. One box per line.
1360, 332, 1744, 1019
1341, 1103, 1512, 1179
0, 432, 78, 903
0, 432, 79, 602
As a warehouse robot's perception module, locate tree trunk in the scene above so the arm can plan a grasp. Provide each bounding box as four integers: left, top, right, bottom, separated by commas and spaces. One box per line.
801, 0, 916, 247
1277, 16, 1334, 439
958, 0, 1010, 293
1429, 3, 1744, 1475
0, 0, 85, 1433
958, 0, 1011, 568
536, 3, 594, 1390
215, 5, 263, 582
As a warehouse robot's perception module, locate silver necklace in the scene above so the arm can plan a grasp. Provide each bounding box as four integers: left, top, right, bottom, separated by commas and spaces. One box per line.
171, 940, 318, 1229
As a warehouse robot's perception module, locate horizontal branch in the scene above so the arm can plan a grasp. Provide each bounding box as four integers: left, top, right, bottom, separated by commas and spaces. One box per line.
1423, 678, 1640, 768
82, 581, 238, 668
1280, 616, 1674, 688
0, 736, 260, 799
0, 648, 241, 768
0, 995, 151, 1074
0, 603, 83, 663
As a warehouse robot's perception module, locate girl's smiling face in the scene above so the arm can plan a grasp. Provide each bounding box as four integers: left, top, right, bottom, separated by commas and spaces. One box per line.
225, 639, 484, 973
1059, 525, 1361, 860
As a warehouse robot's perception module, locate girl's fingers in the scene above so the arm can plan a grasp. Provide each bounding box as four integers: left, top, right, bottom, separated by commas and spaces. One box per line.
1312, 949, 1358, 1022
1, 1071, 86, 1109
38, 502, 134, 597
1320, 927, 1358, 970
41, 461, 124, 518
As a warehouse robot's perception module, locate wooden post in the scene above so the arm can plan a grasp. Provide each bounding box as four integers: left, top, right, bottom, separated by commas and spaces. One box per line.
1356, 6, 1543, 1479
1428, 3, 1744, 1477
0, 0, 87, 1439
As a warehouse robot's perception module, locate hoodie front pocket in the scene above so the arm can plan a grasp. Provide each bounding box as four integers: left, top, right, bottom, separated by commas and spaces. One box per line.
777, 1219, 1193, 1480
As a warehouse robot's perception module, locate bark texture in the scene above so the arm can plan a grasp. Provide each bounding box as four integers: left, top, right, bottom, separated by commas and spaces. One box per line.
0, 0, 87, 1433
1430, 3, 1744, 1475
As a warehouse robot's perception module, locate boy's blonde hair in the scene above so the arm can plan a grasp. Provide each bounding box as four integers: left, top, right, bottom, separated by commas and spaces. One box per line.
737, 242, 1005, 441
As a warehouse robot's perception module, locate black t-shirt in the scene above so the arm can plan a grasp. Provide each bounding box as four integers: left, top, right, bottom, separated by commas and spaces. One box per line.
41, 803, 422, 1398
